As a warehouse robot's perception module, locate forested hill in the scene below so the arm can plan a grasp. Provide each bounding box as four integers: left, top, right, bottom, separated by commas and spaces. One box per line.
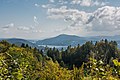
36, 34, 86, 46
0, 38, 44, 50
1, 34, 120, 48
36, 34, 120, 47
0, 40, 120, 80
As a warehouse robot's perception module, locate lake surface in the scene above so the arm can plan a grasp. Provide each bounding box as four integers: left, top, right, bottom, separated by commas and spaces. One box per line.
38, 45, 68, 49
38, 42, 120, 49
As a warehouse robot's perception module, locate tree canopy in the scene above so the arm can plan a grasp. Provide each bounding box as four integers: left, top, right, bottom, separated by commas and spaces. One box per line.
0, 40, 120, 80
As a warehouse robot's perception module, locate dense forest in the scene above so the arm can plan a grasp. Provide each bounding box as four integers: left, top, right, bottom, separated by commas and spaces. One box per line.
0, 40, 120, 80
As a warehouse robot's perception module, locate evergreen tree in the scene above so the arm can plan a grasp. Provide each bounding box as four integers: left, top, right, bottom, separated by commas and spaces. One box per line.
21, 43, 25, 48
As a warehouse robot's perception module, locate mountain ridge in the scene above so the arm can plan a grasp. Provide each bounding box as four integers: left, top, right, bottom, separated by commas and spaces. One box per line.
1, 34, 120, 48
36, 34, 120, 47
0, 38, 44, 50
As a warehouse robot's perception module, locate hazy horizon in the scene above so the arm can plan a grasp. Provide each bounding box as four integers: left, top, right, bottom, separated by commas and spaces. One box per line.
0, 0, 120, 39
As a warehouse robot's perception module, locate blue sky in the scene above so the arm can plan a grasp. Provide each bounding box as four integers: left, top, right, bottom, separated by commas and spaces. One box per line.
0, 0, 120, 39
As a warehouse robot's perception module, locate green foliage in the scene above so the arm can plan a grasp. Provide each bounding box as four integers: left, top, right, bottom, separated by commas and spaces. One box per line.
0, 40, 120, 80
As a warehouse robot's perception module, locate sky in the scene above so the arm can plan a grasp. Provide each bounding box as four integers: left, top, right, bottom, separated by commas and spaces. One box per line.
0, 0, 120, 39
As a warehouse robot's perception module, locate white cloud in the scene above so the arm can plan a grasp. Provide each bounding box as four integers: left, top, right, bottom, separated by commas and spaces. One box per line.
34, 3, 40, 7
49, 0, 54, 3
42, 4, 55, 8
42, 5, 48, 8
49, 0, 68, 4
17, 26, 43, 33
71, 0, 107, 7
32, 30, 43, 33
2, 23, 14, 29
47, 6, 120, 32
80, 0, 92, 6
87, 6, 120, 31
17, 26, 30, 31
58, 0, 68, 4
47, 6, 89, 23
34, 16, 39, 25
47, 6, 87, 20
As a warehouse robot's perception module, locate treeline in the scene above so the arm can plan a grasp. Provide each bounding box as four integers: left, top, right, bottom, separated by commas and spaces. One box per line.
0, 40, 120, 80
47, 39, 119, 68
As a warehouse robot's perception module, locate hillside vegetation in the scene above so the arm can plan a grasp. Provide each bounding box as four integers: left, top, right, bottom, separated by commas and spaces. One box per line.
0, 40, 120, 80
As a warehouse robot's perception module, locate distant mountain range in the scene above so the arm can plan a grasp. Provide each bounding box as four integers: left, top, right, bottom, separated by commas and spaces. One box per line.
36, 34, 120, 47
0, 38, 44, 50
36, 34, 87, 46
1, 34, 120, 49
